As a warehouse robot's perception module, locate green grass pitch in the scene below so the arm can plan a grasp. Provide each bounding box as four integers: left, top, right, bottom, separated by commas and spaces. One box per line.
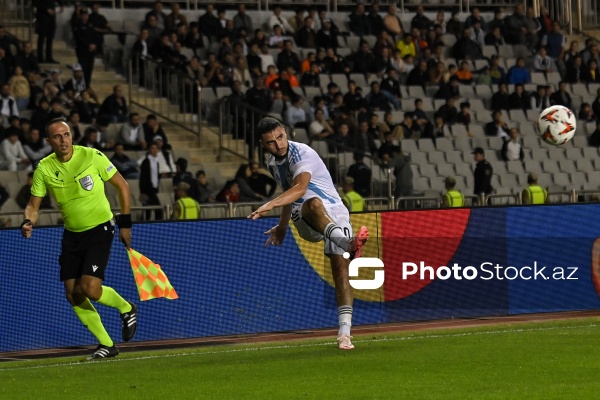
2, 318, 600, 400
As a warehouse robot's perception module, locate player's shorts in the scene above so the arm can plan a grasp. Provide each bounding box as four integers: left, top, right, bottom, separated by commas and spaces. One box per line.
291, 199, 352, 256
59, 220, 115, 282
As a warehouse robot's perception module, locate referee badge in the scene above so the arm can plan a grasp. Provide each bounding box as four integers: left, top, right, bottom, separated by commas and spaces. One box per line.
79, 175, 94, 191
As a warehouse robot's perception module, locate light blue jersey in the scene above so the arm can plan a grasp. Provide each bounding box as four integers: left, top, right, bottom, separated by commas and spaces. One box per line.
266, 141, 342, 206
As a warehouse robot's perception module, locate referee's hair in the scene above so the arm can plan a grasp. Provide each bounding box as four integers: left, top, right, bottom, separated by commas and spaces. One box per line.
44, 116, 68, 137
256, 117, 283, 137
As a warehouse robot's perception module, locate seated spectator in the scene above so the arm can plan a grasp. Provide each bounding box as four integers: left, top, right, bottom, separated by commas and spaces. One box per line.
522, 172, 548, 204
0, 83, 19, 121
78, 126, 102, 149
98, 85, 129, 123
75, 89, 99, 124
4, 116, 22, 141
565, 55, 584, 83
533, 47, 556, 74
550, 81, 573, 111
0, 130, 31, 171
434, 76, 460, 100
347, 152, 372, 197
489, 55, 506, 84
300, 63, 321, 87
194, 170, 214, 203
544, 21, 567, 62
316, 19, 339, 49
453, 28, 483, 60
485, 110, 510, 138
172, 157, 200, 200
143, 114, 169, 146
588, 120, 600, 146
446, 10, 463, 37
48, 98, 67, 120
233, 56, 252, 93
15, 41, 39, 74
477, 66, 492, 85
330, 122, 357, 153
406, 59, 429, 87
368, 113, 390, 142
485, 26, 505, 47
593, 87, 600, 118
491, 82, 510, 111
380, 68, 402, 103
22, 127, 51, 168
501, 127, 525, 161
529, 85, 551, 112
119, 112, 146, 150
270, 89, 287, 116
64, 63, 97, 102
431, 114, 452, 139
509, 84, 528, 111
583, 59, 600, 83
350, 40, 376, 74
31, 98, 51, 132
395, 112, 420, 140
365, 81, 393, 113
455, 102, 473, 135
309, 108, 334, 141
285, 97, 307, 128
579, 102, 596, 122
470, 20, 485, 50
455, 61, 474, 85
436, 97, 458, 125
110, 142, 139, 179
247, 161, 277, 199
383, 4, 403, 40
396, 33, 417, 59
355, 119, 379, 155
16, 171, 52, 209
343, 80, 366, 113
9, 66, 30, 111
507, 58, 532, 84
216, 180, 241, 203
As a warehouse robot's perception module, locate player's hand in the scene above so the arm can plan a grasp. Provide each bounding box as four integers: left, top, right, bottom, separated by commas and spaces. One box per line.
264, 225, 287, 247
248, 202, 273, 220
119, 228, 132, 249
20, 221, 33, 238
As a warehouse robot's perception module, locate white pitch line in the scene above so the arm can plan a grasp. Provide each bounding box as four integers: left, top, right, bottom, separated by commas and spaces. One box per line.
0, 323, 597, 373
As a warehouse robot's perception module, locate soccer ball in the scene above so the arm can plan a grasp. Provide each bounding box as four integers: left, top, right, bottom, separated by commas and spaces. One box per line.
538, 105, 576, 146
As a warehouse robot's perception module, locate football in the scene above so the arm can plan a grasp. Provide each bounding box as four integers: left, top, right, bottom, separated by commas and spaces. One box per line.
538, 105, 576, 146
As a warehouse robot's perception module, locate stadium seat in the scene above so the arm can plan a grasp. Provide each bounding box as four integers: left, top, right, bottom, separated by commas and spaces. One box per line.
530, 148, 549, 160
400, 139, 418, 153
482, 45, 497, 59
553, 172, 571, 188
445, 150, 463, 164
413, 176, 430, 192
408, 86, 426, 98
498, 45, 514, 58
349, 73, 367, 88
454, 162, 473, 177
293, 128, 309, 144
436, 162, 455, 175
572, 135, 589, 148
500, 173, 519, 189
453, 137, 472, 151
570, 171, 588, 189
571, 83, 588, 97
427, 151, 446, 164
330, 73, 348, 88
506, 161, 525, 175
575, 158, 595, 173
435, 138, 453, 152
418, 138, 436, 152
418, 164, 438, 179
542, 159, 560, 174
524, 159, 542, 173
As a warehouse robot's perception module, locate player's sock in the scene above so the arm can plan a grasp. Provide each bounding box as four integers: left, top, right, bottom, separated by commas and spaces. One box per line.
73, 298, 114, 347
338, 305, 353, 337
96, 286, 132, 313
324, 223, 351, 252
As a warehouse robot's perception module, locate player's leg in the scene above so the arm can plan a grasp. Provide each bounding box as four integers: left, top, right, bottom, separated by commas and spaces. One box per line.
328, 254, 355, 350
80, 221, 138, 342
301, 197, 368, 257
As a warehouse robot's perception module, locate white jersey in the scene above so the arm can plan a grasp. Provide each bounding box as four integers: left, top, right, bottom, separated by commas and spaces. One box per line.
266, 140, 342, 207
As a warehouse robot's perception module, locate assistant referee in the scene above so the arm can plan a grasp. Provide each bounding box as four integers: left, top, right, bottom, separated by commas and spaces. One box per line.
21, 117, 138, 360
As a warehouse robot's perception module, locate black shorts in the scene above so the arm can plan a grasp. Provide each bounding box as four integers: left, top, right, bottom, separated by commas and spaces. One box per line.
59, 220, 115, 282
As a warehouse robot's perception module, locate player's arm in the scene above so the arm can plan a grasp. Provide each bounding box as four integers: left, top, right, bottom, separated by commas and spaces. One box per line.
21, 195, 43, 238
108, 171, 132, 248
249, 172, 310, 220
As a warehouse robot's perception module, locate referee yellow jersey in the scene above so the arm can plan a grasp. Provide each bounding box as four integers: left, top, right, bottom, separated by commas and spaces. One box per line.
31, 146, 117, 232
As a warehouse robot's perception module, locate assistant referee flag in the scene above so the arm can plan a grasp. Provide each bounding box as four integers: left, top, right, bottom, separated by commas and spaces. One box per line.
128, 248, 179, 301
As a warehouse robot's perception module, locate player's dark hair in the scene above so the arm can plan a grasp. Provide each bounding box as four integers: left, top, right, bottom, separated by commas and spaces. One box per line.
44, 116, 68, 137
256, 117, 283, 136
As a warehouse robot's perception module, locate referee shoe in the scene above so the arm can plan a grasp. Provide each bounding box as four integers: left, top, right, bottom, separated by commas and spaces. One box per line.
88, 344, 119, 360
120, 302, 138, 342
